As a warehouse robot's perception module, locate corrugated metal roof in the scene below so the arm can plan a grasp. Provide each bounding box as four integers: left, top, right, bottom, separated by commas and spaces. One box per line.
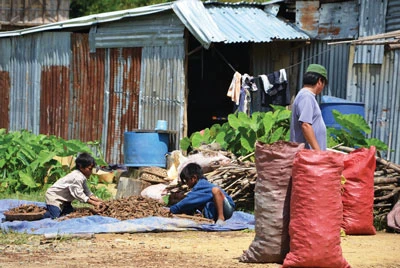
0, 2, 173, 37
172, 0, 226, 48
0, 0, 309, 48
205, 4, 308, 44
173, 0, 309, 48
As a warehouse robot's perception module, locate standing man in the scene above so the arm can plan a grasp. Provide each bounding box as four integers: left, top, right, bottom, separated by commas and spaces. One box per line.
290, 64, 328, 151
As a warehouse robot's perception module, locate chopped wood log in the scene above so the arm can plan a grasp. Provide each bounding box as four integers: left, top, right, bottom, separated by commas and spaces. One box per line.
374, 187, 400, 201
374, 177, 400, 184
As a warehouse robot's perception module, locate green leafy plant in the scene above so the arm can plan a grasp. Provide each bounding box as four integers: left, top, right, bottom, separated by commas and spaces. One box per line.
0, 129, 109, 198
180, 107, 388, 162
327, 110, 388, 151
180, 106, 291, 159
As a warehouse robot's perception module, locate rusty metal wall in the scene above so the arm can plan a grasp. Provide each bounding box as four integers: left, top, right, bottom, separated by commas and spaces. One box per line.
0, 38, 11, 128
0, 70, 10, 128
70, 34, 141, 164
0, 0, 70, 26
295, 1, 359, 40
0, 31, 142, 164
105, 47, 141, 164
40, 65, 70, 138
3, 32, 71, 134
347, 47, 400, 164
69, 33, 106, 143
139, 45, 185, 149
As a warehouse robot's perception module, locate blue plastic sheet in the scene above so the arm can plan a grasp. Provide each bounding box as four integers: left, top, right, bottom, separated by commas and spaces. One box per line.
0, 199, 255, 235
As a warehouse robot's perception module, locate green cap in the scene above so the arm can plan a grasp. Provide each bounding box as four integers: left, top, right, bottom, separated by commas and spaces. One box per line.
306, 64, 327, 80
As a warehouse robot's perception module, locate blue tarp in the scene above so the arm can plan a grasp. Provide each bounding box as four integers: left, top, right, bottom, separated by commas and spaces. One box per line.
0, 199, 255, 235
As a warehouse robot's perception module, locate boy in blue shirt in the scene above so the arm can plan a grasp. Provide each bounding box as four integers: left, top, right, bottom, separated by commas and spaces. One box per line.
168, 162, 235, 225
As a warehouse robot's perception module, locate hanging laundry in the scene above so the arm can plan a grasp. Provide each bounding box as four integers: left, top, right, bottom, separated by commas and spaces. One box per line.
258, 69, 290, 110
242, 73, 258, 92
259, 74, 273, 94
227, 71, 242, 105
237, 86, 252, 115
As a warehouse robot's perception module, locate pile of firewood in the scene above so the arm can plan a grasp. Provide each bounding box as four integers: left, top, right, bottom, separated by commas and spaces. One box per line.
204, 161, 257, 209
372, 159, 400, 227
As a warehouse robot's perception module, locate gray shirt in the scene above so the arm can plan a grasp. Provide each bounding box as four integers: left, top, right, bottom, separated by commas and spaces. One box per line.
290, 88, 327, 150
45, 169, 93, 208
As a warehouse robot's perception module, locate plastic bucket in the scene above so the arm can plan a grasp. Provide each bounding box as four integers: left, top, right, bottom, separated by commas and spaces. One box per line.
124, 131, 169, 167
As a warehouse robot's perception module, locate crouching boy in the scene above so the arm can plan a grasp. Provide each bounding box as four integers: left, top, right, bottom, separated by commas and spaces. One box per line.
168, 162, 235, 225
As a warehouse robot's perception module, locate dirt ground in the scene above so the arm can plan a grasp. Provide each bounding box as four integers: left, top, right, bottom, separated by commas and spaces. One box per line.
0, 230, 399, 268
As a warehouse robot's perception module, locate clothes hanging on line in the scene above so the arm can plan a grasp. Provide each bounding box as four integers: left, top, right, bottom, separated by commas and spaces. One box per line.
226, 71, 242, 105
256, 69, 290, 110
226, 72, 258, 115
227, 69, 290, 114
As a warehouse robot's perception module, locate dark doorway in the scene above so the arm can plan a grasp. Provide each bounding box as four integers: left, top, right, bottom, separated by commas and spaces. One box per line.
187, 35, 250, 136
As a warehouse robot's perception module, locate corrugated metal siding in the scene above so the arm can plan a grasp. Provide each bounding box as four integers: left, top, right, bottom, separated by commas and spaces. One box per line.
70, 33, 106, 143
71, 34, 141, 164
0, 0, 70, 26
347, 48, 400, 163
386, 0, 400, 32
40, 65, 70, 138
299, 41, 350, 99
0, 70, 10, 128
296, 1, 359, 40
0, 38, 11, 129
94, 12, 185, 49
106, 47, 141, 164
7, 33, 71, 134
139, 45, 185, 149
354, 0, 387, 64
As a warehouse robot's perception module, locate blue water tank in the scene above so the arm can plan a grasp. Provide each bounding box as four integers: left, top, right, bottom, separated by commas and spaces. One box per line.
124, 131, 169, 167
320, 96, 365, 129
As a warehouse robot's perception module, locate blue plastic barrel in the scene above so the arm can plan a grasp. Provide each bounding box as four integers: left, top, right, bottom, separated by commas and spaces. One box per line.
124, 131, 169, 167
320, 96, 365, 129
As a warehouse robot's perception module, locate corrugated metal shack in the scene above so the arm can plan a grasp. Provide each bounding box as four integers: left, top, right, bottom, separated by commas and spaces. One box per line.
0, 0, 310, 165
0, 0, 399, 165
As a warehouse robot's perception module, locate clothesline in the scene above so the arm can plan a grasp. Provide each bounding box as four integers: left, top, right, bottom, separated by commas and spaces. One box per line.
212, 45, 335, 74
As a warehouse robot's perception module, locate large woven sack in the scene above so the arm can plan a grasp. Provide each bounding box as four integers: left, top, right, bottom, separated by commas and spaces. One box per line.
342, 146, 376, 235
240, 141, 304, 263
283, 149, 350, 268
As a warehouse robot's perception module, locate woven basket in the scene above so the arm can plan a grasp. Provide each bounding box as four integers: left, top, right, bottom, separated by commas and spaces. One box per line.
4, 210, 46, 221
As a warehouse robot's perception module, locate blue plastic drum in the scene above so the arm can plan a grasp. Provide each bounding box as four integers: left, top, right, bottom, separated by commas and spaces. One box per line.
124, 131, 169, 167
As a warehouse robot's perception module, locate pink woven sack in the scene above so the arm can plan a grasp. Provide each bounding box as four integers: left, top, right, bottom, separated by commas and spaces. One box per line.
342, 146, 376, 235
283, 149, 350, 268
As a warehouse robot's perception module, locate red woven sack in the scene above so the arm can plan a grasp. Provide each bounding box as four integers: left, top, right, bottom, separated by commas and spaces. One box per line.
283, 150, 350, 268
240, 141, 304, 263
342, 146, 376, 235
